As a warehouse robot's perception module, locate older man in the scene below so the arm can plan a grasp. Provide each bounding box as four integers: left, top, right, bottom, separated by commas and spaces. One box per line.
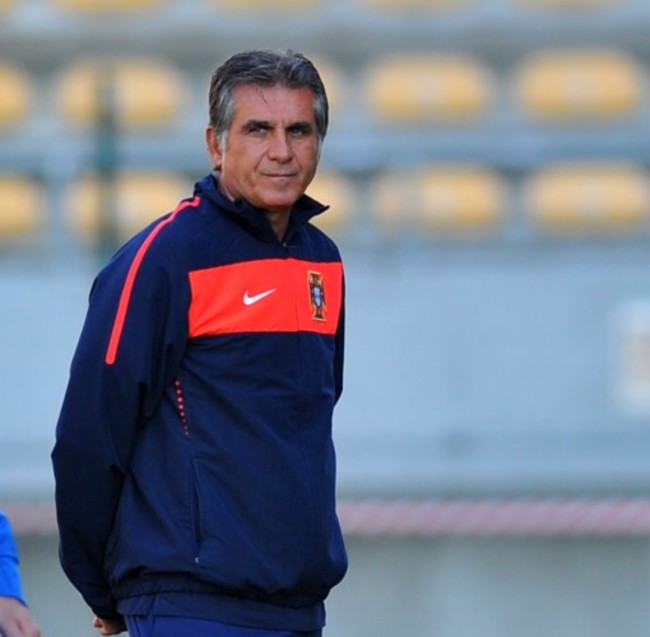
52, 49, 347, 637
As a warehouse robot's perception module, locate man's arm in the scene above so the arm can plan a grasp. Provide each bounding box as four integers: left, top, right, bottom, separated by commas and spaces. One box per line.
52, 234, 189, 620
0, 513, 40, 637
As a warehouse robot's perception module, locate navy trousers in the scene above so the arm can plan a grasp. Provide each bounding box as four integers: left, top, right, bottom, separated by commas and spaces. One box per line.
125, 615, 323, 637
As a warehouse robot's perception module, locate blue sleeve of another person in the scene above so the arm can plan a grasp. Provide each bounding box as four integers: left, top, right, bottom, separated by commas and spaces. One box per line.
0, 511, 26, 605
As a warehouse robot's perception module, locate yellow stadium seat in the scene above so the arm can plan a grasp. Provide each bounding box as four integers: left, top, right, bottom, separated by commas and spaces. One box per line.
417, 167, 506, 235
373, 170, 411, 235
216, 0, 318, 7
373, 166, 506, 237
306, 173, 355, 235
0, 176, 43, 240
359, 0, 471, 7
511, 0, 617, 8
53, 0, 163, 10
65, 172, 192, 245
0, 63, 32, 127
366, 54, 494, 122
514, 49, 644, 120
523, 163, 650, 235
54, 58, 185, 130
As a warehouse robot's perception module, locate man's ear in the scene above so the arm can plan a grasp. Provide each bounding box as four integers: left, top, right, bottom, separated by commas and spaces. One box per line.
205, 127, 224, 171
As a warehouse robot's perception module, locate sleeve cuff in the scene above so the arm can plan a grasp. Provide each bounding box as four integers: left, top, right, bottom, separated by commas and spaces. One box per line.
0, 556, 26, 605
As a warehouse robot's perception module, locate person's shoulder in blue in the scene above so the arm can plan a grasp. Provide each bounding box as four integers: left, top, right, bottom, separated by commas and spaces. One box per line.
0, 510, 40, 637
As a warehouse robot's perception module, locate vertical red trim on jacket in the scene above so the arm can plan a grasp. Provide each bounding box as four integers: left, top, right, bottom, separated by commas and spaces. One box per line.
105, 197, 201, 366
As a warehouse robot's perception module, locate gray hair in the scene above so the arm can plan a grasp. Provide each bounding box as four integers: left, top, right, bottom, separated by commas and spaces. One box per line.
208, 49, 329, 148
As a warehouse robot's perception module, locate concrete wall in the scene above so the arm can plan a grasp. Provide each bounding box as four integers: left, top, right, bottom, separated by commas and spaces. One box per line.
17, 533, 650, 637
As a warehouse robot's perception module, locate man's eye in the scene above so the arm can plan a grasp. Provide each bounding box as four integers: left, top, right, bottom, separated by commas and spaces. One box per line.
288, 125, 312, 138
247, 123, 269, 134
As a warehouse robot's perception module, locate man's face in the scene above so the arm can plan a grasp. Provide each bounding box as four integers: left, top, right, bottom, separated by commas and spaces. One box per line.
206, 83, 321, 215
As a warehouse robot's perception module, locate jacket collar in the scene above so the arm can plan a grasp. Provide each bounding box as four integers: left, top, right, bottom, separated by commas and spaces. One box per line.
194, 173, 328, 243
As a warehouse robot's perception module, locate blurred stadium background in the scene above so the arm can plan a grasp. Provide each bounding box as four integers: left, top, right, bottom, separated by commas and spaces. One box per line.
2, 0, 650, 635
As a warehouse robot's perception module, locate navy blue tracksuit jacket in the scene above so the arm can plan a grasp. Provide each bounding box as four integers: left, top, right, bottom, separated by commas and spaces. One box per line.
52, 174, 347, 631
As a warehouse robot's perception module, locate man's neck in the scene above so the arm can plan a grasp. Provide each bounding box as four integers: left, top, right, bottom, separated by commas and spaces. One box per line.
265, 210, 290, 241
213, 173, 291, 241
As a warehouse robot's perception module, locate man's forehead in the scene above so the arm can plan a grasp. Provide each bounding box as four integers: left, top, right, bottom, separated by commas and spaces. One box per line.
232, 83, 316, 122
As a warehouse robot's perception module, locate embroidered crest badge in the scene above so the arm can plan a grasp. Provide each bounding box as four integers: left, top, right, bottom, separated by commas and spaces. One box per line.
308, 271, 326, 321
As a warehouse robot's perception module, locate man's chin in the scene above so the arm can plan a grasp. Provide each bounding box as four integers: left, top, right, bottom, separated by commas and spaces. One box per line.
258, 193, 303, 215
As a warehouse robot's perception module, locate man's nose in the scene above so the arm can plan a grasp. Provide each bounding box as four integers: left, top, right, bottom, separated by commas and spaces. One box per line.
267, 131, 293, 161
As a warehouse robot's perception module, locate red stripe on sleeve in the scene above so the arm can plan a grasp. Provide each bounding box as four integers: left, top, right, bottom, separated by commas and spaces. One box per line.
105, 196, 200, 366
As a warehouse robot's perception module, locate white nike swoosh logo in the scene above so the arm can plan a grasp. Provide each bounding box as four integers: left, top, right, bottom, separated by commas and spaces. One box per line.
243, 288, 276, 306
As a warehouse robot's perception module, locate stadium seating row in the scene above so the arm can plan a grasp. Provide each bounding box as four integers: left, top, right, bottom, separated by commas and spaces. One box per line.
0, 50, 647, 130
0, 0, 628, 11
373, 163, 649, 238
1, 164, 648, 246
366, 50, 646, 122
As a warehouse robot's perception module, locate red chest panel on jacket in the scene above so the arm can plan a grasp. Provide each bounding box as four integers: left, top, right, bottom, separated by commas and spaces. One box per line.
188, 258, 342, 338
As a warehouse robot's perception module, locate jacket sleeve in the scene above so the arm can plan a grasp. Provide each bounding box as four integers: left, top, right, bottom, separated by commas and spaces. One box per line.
51, 235, 189, 619
0, 512, 26, 604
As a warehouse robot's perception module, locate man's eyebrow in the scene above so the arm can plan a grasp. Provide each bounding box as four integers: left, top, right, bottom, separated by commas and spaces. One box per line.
241, 119, 314, 132
242, 119, 272, 131
287, 121, 314, 131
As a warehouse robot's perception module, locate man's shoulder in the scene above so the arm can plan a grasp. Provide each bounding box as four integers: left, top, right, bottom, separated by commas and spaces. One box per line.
132, 195, 223, 260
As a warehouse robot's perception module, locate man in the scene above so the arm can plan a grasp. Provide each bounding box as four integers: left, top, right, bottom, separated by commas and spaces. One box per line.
52, 49, 347, 637
0, 511, 40, 637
